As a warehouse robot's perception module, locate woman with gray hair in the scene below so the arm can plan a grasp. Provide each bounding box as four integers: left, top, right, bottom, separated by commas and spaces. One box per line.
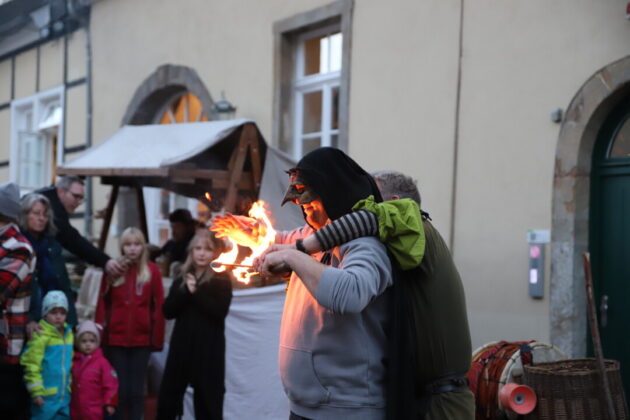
20, 193, 77, 336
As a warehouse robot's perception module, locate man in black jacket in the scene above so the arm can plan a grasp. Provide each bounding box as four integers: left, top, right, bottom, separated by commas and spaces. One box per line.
37, 176, 124, 277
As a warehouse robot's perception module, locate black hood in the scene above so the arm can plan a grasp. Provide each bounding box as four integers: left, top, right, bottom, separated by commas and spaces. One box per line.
294, 147, 383, 221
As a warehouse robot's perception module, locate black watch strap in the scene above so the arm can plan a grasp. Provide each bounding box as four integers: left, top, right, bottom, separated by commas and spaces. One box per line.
296, 238, 308, 254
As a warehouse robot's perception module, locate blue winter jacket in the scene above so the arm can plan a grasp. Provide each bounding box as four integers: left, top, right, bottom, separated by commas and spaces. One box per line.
20, 319, 73, 420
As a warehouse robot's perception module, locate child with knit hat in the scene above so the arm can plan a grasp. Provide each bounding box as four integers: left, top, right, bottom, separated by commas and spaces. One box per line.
20, 290, 73, 420
71, 320, 119, 419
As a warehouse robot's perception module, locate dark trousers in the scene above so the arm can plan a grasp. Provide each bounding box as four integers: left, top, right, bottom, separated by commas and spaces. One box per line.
289, 413, 312, 420
105, 346, 151, 420
0, 362, 30, 420
157, 378, 224, 420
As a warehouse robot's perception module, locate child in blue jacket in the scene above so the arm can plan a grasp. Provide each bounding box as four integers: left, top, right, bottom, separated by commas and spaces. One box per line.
20, 290, 73, 420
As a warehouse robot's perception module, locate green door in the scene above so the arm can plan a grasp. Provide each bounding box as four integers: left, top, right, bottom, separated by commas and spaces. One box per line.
590, 100, 630, 394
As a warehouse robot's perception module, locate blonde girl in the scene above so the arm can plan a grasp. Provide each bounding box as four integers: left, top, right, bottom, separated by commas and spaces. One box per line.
96, 227, 165, 420
157, 230, 233, 420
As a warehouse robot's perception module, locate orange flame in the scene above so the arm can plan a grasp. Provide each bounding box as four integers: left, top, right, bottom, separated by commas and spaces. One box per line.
211, 200, 276, 283
205, 192, 212, 201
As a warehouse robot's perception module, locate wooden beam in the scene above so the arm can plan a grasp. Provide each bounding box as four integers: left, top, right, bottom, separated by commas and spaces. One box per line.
135, 186, 149, 242
247, 128, 263, 195
98, 185, 119, 251
57, 167, 169, 177
168, 168, 254, 190
224, 124, 253, 212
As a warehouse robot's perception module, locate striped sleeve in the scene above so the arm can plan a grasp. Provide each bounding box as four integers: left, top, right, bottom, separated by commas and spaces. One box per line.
315, 209, 379, 250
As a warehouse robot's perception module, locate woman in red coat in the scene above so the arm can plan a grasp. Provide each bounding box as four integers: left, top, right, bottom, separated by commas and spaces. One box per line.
96, 227, 165, 420
71, 320, 118, 419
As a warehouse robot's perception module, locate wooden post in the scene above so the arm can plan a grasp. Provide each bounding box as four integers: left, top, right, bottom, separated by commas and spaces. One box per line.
583, 252, 617, 420
98, 185, 119, 251
224, 124, 253, 212
248, 128, 262, 195
135, 186, 149, 241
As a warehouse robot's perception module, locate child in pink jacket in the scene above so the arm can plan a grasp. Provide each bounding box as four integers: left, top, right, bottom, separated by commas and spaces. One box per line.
71, 320, 119, 419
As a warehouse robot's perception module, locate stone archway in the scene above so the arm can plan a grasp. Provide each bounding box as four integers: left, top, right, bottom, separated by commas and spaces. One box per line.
551, 56, 630, 357
121, 64, 215, 125
117, 64, 215, 234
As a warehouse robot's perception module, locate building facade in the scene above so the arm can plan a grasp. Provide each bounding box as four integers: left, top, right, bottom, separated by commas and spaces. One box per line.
1, 0, 630, 385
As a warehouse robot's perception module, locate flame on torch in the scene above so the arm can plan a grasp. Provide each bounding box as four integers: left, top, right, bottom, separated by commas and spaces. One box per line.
205, 192, 212, 201
211, 200, 276, 283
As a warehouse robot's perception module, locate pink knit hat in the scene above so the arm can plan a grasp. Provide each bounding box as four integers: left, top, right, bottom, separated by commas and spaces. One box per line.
75, 320, 102, 347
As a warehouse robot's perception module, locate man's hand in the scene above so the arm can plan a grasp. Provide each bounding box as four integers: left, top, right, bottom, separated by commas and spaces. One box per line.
105, 405, 116, 415
26, 321, 43, 339
185, 273, 197, 293
105, 259, 125, 277
256, 246, 326, 297
33, 397, 44, 406
210, 214, 263, 248
255, 249, 297, 277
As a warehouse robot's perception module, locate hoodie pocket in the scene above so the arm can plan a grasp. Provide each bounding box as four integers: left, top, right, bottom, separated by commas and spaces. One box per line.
279, 345, 330, 407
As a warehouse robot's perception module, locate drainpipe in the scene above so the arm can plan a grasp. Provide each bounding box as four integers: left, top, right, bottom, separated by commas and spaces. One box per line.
449, 0, 465, 254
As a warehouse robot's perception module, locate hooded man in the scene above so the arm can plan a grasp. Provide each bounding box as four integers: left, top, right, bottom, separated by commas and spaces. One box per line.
254, 148, 394, 420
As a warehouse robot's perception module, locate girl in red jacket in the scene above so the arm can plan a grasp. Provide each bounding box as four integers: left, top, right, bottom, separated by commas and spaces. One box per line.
96, 227, 165, 420
71, 320, 118, 419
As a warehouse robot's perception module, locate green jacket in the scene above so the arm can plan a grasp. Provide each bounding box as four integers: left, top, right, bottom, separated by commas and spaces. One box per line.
353, 195, 425, 270
20, 319, 73, 399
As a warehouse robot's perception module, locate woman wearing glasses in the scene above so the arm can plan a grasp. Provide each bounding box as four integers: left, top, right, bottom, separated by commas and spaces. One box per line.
19, 193, 78, 338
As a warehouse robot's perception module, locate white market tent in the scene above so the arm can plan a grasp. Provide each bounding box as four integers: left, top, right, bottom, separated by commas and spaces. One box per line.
58, 119, 302, 419
58, 119, 303, 248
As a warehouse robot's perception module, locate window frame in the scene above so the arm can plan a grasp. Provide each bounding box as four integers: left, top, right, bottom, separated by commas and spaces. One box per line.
9, 85, 65, 192
272, 0, 353, 158
293, 26, 342, 158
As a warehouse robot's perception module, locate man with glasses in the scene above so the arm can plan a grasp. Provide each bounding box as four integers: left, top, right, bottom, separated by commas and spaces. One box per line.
37, 176, 124, 277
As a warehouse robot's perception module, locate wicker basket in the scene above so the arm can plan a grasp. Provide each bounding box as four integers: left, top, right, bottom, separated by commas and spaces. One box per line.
523, 358, 628, 420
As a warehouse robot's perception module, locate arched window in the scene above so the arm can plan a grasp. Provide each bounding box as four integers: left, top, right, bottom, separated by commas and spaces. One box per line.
159, 92, 209, 124
607, 114, 630, 158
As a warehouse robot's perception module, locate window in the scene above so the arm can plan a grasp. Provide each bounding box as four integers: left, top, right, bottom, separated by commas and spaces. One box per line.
10, 86, 64, 191
609, 115, 630, 158
293, 28, 342, 157
273, 0, 353, 159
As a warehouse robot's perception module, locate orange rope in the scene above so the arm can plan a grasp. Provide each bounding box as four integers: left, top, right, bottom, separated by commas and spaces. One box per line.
468, 341, 532, 420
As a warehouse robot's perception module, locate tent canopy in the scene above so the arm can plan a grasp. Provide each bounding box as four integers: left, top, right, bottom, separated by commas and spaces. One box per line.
57, 119, 303, 248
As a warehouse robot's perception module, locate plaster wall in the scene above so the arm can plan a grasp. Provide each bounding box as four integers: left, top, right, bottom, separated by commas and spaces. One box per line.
14, 49, 37, 99
67, 29, 87, 81
455, 0, 630, 350
0, 109, 9, 160
65, 84, 87, 148
39, 39, 64, 91
349, 0, 461, 244
0, 59, 10, 103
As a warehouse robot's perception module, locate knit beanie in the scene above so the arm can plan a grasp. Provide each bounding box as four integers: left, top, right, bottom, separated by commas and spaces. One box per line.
0, 182, 20, 221
42, 290, 68, 317
76, 320, 101, 347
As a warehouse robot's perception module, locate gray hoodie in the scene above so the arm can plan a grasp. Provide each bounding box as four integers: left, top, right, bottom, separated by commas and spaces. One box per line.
278, 226, 393, 420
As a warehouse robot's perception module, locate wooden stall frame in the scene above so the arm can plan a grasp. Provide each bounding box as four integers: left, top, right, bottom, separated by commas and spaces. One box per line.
59, 122, 264, 251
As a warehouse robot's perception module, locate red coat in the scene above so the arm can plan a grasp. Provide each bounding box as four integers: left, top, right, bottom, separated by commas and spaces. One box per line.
95, 262, 165, 350
70, 348, 119, 420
